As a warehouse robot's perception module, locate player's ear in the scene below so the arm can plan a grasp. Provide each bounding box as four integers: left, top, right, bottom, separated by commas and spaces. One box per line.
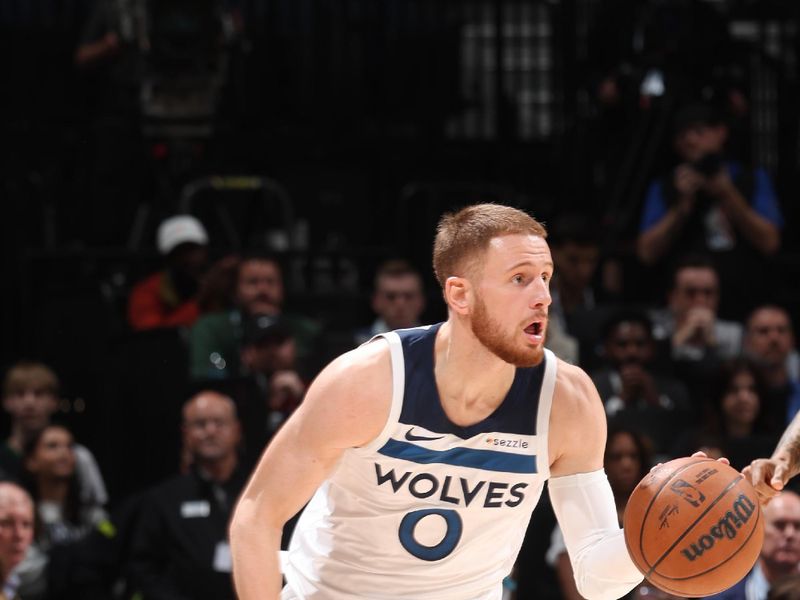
444, 276, 470, 315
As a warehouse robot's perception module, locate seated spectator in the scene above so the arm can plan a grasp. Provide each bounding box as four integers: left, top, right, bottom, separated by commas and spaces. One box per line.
128, 391, 247, 600
705, 490, 800, 599
0, 362, 107, 507
637, 103, 782, 317
546, 214, 604, 365
189, 254, 320, 380
354, 260, 426, 346
592, 309, 690, 457
11, 425, 107, 600
744, 305, 800, 427
549, 214, 602, 325
649, 255, 742, 403
672, 358, 779, 471
0, 483, 35, 600
768, 574, 800, 600
21, 425, 107, 550
128, 215, 209, 331
547, 427, 651, 600
44, 494, 145, 600
240, 315, 305, 437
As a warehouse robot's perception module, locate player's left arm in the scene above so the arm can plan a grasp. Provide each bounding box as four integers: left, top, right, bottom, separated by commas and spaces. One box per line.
547, 361, 643, 600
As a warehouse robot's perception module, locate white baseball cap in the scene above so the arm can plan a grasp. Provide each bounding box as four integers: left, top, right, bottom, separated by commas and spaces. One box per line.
157, 215, 209, 255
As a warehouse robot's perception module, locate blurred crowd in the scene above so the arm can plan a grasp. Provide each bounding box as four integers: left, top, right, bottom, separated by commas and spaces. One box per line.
3, 197, 800, 599
3, 0, 800, 599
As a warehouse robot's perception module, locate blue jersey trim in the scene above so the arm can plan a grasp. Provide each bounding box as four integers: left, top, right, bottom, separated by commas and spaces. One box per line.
395, 324, 543, 438
378, 438, 538, 474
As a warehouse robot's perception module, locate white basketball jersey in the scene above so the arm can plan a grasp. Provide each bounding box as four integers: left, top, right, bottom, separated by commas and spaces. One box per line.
283, 324, 556, 599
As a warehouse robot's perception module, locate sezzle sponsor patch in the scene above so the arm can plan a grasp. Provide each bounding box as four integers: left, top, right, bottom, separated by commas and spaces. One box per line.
485, 437, 529, 449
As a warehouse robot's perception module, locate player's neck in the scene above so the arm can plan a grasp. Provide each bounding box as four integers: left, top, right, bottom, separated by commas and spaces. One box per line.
433, 321, 515, 422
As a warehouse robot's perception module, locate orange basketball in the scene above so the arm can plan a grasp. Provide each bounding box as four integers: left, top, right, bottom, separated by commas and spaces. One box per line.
623, 456, 764, 598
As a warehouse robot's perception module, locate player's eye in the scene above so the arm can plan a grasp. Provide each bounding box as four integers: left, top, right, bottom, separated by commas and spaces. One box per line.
512, 274, 525, 284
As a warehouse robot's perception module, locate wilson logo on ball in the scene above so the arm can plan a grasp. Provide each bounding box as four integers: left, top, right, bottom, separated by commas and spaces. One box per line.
680, 494, 757, 562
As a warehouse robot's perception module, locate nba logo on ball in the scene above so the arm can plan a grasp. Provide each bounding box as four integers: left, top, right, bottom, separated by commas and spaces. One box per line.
624, 457, 764, 598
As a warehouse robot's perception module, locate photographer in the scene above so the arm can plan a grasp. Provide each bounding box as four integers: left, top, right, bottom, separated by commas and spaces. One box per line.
636, 103, 783, 318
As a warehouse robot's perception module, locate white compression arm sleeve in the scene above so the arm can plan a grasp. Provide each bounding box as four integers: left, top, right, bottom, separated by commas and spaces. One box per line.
548, 469, 643, 600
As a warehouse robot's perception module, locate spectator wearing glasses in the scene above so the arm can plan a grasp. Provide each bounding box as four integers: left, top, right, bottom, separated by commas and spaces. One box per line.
353, 260, 426, 346
128, 391, 247, 600
649, 255, 743, 403
651, 255, 742, 363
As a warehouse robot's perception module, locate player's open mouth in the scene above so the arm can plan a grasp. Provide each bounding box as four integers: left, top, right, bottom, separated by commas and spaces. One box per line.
524, 321, 544, 342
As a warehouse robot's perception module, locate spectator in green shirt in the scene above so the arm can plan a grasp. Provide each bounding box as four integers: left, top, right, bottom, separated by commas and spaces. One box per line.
189, 254, 320, 380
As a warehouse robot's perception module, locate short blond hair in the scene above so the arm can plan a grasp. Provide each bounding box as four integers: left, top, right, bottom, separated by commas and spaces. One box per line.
432, 203, 547, 288
2, 361, 59, 398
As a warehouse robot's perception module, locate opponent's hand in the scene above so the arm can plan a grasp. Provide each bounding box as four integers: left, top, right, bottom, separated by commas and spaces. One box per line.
742, 457, 790, 503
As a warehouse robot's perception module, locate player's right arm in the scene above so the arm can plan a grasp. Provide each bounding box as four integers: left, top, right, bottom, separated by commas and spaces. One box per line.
744, 410, 800, 501
229, 339, 392, 600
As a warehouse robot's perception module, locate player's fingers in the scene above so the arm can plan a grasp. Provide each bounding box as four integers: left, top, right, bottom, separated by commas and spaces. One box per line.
755, 483, 780, 503
745, 461, 781, 503
690, 450, 730, 465
744, 461, 764, 487
770, 464, 788, 491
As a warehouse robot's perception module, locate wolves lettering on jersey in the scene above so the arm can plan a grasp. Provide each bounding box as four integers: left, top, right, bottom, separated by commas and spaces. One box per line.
374, 463, 529, 508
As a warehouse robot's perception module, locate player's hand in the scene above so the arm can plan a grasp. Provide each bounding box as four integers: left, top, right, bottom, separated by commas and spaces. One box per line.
650, 451, 729, 473
690, 450, 729, 465
742, 457, 790, 503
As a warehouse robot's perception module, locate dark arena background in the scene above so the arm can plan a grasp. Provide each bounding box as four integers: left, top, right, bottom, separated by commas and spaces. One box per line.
1, 1, 800, 598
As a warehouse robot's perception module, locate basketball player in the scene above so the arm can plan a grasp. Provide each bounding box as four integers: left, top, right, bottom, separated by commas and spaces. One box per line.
230, 204, 644, 599
745, 410, 800, 501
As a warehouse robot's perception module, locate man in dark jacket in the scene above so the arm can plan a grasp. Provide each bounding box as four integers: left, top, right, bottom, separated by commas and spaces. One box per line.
128, 391, 247, 599
591, 309, 691, 459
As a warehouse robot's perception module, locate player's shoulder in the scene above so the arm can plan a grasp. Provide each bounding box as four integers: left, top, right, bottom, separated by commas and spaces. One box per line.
552, 358, 598, 407
324, 336, 391, 382
548, 357, 607, 474
299, 337, 394, 448
309, 337, 393, 408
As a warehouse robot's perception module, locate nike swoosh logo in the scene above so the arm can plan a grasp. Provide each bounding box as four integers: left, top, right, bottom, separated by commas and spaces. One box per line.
404, 428, 445, 442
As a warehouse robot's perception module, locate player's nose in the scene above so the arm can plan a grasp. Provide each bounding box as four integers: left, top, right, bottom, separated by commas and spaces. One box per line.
529, 279, 551, 308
